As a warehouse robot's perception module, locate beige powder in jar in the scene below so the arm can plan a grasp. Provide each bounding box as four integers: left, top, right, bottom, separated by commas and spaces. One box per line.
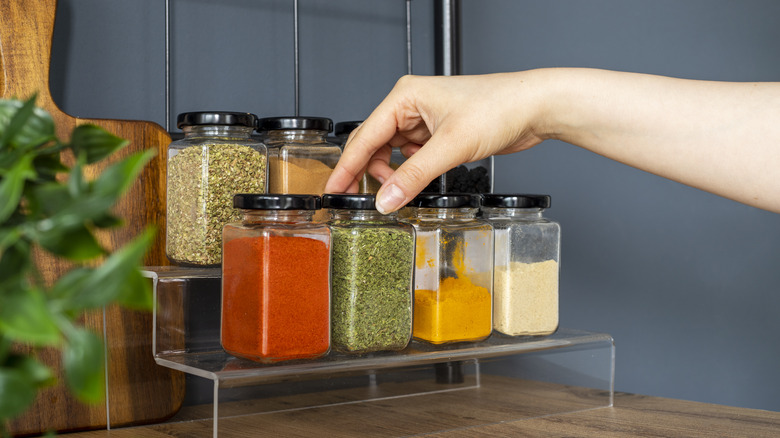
493, 260, 559, 336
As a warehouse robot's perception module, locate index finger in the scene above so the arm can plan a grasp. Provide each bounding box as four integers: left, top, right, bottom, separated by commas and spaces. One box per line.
325, 96, 405, 194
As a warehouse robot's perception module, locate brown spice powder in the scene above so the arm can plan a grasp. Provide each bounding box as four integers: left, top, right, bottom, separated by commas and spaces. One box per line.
269, 156, 334, 194
269, 156, 334, 221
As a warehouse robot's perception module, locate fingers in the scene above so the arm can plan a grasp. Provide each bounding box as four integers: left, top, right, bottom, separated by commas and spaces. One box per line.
324, 86, 411, 194
399, 144, 422, 158
375, 128, 470, 214
364, 145, 394, 185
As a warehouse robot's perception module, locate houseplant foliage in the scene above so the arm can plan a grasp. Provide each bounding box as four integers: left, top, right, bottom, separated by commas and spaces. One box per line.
0, 96, 155, 430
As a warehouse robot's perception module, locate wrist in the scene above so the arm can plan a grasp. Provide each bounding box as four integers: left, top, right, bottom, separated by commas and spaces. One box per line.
521, 68, 582, 143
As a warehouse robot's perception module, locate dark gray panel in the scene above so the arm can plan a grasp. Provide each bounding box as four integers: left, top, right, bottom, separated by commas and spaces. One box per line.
462, 0, 780, 411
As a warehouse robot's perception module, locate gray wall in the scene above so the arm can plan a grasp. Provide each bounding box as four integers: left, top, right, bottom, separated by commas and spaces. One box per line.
48, 0, 779, 411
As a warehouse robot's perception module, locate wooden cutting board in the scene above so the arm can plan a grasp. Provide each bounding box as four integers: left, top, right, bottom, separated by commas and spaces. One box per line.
1, 0, 185, 434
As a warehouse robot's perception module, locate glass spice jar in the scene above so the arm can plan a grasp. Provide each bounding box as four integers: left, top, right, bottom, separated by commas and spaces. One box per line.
333, 120, 362, 148
258, 116, 341, 196
221, 194, 330, 363
482, 194, 560, 337
404, 194, 494, 344
323, 194, 415, 354
423, 158, 494, 194
166, 111, 267, 266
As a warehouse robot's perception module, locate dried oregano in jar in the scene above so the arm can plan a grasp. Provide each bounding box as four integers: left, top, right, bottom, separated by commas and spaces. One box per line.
166, 112, 267, 266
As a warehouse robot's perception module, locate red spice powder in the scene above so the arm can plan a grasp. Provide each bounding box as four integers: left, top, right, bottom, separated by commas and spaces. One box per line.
221, 234, 330, 362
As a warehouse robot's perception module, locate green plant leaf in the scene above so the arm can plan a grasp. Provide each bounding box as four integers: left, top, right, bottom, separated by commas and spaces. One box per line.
0, 96, 153, 422
28, 182, 74, 218
27, 149, 155, 232
0, 96, 55, 151
67, 153, 88, 197
31, 150, 68, 182
0, 153, 35, 222
4, 353, 55, 386
36, 223, 105, 261
91, 213, 124, 229
0, 227, 21, 253
62, 328, 105, 404
115, 268, 154, 310
69, 124, 129, 165
56, 227, 155, 312
49, 267, 91, 299
48, 267, 92, 319
0, 97, 34, 150
0, 366, 39, 420
93, 148, 156, 199
0, 287, 61, 346
0, 240, 31, 292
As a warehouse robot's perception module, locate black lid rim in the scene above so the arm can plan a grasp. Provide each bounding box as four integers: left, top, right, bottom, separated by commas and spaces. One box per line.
177, 112, 257, 129
257, 116, 333, 132
481, 193, 551, 209
408, 193, 482, 208
334, 121, 363, 137
322, 193, 378, 210
233, 194, 322, 210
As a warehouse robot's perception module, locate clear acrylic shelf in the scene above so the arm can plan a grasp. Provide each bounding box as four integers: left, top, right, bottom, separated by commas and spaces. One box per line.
144, 266, 615, 437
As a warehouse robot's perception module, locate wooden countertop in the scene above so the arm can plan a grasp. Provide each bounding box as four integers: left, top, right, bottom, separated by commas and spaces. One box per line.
59, 376, 779, 437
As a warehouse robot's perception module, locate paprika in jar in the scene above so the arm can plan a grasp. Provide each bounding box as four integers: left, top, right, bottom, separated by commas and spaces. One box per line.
221, 194, 330, 363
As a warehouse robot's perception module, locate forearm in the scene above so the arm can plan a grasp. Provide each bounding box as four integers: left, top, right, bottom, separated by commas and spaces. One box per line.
536, 68, 780, 212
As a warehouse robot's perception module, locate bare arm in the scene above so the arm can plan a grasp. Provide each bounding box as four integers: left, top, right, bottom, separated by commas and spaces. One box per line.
324, 68, 780, 214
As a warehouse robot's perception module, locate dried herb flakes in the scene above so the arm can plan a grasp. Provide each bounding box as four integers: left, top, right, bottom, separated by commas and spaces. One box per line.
330, 224, 414, 353
167, 143, 266, 265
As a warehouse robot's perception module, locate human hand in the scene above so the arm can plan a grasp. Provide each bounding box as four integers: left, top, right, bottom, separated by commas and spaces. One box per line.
324, 71, 550, 213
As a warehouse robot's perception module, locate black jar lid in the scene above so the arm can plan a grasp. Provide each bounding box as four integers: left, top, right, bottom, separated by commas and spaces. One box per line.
322, 193, 379, 210
482, 194, 551, 209
177, 112, 257, 129
233, 194, 321, 210
334, 121, 363, 137
257, 116, 333, 132
408, 193, 482, 208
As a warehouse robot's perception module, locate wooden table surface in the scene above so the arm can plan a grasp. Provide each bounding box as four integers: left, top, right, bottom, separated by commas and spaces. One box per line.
59, 375, 780, 438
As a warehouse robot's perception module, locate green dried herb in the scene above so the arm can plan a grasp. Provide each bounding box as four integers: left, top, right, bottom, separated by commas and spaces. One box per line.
167, 143, 266, 265
330, 224, 414, 353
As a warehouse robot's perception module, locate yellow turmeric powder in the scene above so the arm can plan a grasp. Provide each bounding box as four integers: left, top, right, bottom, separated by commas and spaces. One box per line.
413, 276, 492, 344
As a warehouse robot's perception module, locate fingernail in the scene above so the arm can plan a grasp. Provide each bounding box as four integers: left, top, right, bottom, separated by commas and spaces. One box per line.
376, 184, 405, 214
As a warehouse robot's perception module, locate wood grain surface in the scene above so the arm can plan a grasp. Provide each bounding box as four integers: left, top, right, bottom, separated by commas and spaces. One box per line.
56, 376, 780, 438
1, 0, 184, 434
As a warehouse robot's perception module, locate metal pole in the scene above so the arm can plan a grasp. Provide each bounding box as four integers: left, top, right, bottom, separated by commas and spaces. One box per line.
294, 0, 300, 116
405, 0, 413, 75
165, 0, 171, 132
434, 0, 461, 76
434, 0, 461, 192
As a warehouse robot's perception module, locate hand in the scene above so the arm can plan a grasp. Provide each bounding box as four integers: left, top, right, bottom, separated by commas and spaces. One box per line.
324, 72, 549, 213
326, 68, 780, 214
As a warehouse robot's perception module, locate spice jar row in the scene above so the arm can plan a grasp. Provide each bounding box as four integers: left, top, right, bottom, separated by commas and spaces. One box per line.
166, 112, 342, 266
165, 112, 493, 268
219, 192, 560, 364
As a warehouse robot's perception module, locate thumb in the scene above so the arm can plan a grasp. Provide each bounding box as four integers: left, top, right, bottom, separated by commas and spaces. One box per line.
375, 132, 468, 214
